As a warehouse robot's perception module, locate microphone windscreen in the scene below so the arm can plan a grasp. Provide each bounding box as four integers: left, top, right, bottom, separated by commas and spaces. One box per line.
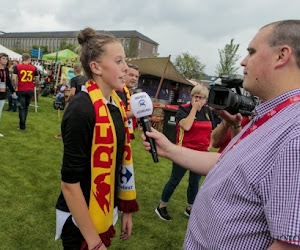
130, 92, 153, 118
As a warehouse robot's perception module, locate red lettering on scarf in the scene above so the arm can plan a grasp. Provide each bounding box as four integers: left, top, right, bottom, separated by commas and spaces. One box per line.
124, 145, 132, 161
93, 146, 113, 168
94, 99, 110, 123
95, 125, 114, 144
93, 173, 111, 215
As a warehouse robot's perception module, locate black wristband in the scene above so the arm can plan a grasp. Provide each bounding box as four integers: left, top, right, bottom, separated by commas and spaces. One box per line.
231, 124, 242, 130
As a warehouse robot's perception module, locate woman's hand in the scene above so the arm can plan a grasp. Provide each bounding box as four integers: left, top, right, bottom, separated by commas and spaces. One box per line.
120, 213, 132, 240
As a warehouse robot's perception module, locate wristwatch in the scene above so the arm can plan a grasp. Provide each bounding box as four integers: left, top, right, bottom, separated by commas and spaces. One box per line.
231, 124, 242, 130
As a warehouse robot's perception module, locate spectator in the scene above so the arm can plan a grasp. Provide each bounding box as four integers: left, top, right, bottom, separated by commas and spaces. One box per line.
0, 53, 16, 137
67, 63, 87, 102
6, 59, 18, 112
54, 78, 69, 102
116, 63, 139, 139
155, 85, 216, 221
12, 53, 39, 131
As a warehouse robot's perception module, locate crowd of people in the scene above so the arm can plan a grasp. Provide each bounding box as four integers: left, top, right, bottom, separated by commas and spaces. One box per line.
1, 19, 300, 250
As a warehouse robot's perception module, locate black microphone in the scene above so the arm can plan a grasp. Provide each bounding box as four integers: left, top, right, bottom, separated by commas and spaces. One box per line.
130, 92, 159, 163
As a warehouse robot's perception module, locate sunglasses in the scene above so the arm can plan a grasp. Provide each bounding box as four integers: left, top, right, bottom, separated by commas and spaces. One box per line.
127, 63, 139, 70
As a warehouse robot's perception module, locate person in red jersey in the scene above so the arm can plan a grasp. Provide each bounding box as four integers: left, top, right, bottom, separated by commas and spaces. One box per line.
12, 53, 39, 131
155, 85, 217, 221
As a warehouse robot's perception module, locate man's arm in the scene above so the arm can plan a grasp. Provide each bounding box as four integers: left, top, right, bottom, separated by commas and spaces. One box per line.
12, 74, 17, 89
142, 127, 220, 175
210, 110, 243, 148
67, 87, 76, 102
267, 242, 300, 249
210, 120, 242, 148
126, 110, 135, 119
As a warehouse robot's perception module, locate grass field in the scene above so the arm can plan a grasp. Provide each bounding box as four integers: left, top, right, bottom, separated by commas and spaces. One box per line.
0, 95, 205, 249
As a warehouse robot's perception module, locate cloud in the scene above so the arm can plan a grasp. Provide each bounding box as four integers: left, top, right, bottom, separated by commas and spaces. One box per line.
2, 0, 300, 75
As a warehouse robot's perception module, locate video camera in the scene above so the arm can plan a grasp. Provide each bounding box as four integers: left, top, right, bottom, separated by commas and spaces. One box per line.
207, 75, 259, 116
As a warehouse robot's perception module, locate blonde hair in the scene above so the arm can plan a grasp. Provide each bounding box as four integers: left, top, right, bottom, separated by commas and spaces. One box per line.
191, 85, 209, 98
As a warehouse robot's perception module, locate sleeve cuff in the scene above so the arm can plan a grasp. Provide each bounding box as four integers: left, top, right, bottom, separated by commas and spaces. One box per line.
118, 199, 139, 213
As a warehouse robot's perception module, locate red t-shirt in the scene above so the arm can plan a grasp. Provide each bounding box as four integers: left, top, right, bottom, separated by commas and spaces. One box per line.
176, 104, 216, 151
15, 64, 38, 91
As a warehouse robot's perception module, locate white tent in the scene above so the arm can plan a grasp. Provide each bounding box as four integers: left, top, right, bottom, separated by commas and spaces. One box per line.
0, 44, 21, 60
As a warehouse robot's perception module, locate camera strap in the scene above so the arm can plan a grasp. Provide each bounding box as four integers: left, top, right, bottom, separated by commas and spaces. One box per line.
221, 94, 300, 158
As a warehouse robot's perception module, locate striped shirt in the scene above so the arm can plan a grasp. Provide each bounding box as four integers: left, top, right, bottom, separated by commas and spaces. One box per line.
184, 88, 300, 249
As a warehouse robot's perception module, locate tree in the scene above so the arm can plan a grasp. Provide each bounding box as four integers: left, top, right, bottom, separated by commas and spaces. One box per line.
174, 52, 206, 81
125, 36, 138, 58
215, 38, 240, 77
40, 45, 49, 54
59, 37, 77, 52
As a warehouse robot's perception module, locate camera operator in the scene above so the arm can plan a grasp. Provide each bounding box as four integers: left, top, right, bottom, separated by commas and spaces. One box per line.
142, 20, 300, 249
208, 74, 255, 152
210, 110, 250, 152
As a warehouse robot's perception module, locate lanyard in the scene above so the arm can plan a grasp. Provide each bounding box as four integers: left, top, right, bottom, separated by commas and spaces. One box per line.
221, 94, 300, 158
0, 69, 6, 83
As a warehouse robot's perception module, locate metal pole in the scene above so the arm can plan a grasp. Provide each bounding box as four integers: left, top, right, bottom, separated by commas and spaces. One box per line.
34, 86, 37, 113
154, 55, 171, 103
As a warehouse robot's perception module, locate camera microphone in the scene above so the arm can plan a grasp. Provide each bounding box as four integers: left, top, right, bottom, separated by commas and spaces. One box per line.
130, 92, 159, 163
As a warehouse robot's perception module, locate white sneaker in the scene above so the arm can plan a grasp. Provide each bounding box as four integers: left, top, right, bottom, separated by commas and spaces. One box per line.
0, 133, 3, 137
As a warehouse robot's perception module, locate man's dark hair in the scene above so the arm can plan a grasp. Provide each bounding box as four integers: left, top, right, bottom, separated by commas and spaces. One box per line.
0, 53, 8, 59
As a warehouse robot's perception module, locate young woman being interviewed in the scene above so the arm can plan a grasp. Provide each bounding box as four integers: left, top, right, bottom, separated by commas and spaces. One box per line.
55, 27, 139, 250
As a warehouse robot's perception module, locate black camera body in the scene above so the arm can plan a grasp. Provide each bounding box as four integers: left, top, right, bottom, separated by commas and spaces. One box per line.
207, 76, 259, 116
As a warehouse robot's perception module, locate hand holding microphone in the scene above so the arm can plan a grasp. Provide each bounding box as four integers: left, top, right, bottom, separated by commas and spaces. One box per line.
130, 92, 159, 163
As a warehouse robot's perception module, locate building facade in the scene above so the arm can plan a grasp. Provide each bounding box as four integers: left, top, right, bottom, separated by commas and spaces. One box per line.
0, 30, 159, 58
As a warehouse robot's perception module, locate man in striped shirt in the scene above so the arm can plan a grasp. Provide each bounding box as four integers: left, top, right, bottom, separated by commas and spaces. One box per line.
142, 20, 300, 249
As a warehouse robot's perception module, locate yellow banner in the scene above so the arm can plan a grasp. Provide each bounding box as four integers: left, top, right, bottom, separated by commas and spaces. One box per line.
60, 66, 75, 85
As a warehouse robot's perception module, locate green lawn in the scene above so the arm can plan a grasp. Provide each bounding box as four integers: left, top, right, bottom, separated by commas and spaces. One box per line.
0, 96, 205, 249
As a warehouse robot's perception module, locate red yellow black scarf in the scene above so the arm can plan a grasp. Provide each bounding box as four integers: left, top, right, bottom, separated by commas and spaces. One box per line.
123, 84, 137, 139
83, 80, 138, 248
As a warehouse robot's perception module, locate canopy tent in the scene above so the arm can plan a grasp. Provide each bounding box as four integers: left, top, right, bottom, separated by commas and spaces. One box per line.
0, 44, 21, 60
127, 57, 192, 86
42, 49, 79, 61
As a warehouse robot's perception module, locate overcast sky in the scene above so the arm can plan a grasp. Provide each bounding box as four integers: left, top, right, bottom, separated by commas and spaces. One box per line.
2, 0, 300, 75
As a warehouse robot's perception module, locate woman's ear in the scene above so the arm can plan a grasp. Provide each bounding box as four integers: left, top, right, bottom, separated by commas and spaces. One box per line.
90, 61, 102, 75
